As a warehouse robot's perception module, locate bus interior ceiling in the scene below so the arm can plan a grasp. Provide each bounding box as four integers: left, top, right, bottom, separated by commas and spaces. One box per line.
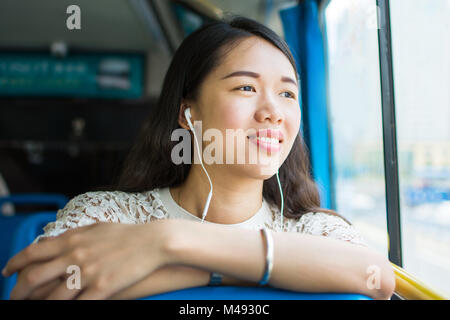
0, 0, 178, 199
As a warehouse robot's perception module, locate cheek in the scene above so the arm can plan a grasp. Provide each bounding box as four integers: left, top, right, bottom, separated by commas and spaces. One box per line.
287, 106, 301, 138
214, 103, 251, 131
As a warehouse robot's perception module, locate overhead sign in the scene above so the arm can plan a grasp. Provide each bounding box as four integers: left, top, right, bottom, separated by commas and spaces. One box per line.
0, 53, 144, 99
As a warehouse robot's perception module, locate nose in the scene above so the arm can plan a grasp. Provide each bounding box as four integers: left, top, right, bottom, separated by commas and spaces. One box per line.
255, 97, 284, 125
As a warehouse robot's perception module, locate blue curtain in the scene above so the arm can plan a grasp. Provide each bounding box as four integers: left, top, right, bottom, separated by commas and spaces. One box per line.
280, 0, 332, 209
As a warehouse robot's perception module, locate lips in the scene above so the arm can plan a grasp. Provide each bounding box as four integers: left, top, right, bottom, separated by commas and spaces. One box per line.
247, 128, 284, 143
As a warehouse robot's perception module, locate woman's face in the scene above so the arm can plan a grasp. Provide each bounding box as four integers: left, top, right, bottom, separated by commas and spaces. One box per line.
186, 36, 301, 179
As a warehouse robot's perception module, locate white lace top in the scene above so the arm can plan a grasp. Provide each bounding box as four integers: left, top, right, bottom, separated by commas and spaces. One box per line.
33, 187, 367, 247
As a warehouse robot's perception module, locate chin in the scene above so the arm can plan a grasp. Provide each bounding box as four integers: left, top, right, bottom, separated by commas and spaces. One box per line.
238, 163, 281, 180
230, 145, 286, 178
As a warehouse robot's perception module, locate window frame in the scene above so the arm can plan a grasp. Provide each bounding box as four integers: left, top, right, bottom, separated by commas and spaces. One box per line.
375, 0, 402, 267
320, 0, 403, 266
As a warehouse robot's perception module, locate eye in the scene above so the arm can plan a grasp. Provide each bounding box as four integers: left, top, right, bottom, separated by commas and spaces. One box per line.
235, 86, 296, 100
281, 91, 296, 99
236, 85, 255, 92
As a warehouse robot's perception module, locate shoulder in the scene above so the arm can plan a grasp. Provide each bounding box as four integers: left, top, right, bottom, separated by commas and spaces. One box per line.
297, 211, 351, 231
60, 189, 168, 223
290, 211, 368, 247
35, 189, 168, 242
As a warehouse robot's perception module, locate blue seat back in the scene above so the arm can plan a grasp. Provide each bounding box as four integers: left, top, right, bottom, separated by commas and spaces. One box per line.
1, 212, 56, 300
140, 286, 371, 300
0, 194, 69, 211
0, 193, 67, 300
0, 215, 25, 296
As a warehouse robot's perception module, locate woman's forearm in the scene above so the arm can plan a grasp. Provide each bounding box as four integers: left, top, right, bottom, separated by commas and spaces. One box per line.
109, 265, 256, 300
163, 219, 396, 300
38, 223, 255, 300
109, 264, 209, 300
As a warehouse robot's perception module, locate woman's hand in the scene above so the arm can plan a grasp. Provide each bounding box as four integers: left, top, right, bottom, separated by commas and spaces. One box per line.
13, 261, 64, 300
2, 220, 174, 300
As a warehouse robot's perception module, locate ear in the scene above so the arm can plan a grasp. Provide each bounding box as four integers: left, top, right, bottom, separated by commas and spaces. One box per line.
178, 103, 191, 130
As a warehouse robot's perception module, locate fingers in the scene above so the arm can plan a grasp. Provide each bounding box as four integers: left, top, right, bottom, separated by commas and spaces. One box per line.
76, 289, 104, 300
6, 222, 157, 300
44, 277, 83, 300
3, 239, 68, 278
2, 225, 96, 277
9, 255, 73, 300
2, 242, 57, 278
76, 276, 115, 300
76, 255, 155, 300
27, 277, 62, 300
46, 250, 122, 300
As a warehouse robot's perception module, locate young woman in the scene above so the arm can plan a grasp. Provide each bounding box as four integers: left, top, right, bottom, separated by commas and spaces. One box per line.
2, 16, 395, 300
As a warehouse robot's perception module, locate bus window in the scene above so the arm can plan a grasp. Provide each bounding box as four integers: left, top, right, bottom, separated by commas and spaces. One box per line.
324, 0, 389, 256
390, 0, 450, 297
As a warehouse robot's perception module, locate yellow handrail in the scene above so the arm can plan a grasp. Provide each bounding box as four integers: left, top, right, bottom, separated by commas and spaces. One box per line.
391, 263, 448, 300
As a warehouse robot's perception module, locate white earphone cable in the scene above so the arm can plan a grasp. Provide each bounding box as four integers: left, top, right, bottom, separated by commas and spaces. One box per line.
191, 127, 213, 222
186, 111, 213, 223
276, 170, 284, 232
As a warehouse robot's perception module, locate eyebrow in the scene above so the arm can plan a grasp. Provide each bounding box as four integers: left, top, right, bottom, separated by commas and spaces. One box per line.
221, 70, 298, 87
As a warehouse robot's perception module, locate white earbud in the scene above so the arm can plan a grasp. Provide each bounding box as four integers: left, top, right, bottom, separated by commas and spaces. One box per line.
184, 108, 193, 130
184, 107, 213, 223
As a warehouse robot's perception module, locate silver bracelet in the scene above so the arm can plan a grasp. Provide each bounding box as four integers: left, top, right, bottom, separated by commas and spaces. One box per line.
208, 271, 223, 286
258, 227, 274, 286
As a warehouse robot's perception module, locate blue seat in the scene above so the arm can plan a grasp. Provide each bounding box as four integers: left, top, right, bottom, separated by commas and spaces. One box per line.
139, 286, 371, 300
0, 215, 25, 296
1, 212, 57, 300
0, 193, 68, 300
0, 193, 69, 211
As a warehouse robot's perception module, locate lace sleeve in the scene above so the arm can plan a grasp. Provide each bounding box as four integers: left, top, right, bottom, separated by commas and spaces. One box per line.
292, 212, 368, 247
32, 190, 168, 244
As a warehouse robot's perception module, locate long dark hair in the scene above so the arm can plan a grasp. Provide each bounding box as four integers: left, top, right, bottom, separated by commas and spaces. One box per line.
116, 16, 347, 223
